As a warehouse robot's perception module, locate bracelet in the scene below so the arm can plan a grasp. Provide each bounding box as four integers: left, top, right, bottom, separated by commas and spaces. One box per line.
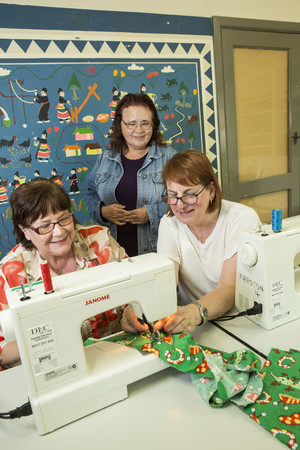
191, 301, 209, 326
0, 356, 9, 370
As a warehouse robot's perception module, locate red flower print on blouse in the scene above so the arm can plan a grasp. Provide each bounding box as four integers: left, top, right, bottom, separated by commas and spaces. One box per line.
88, 242, 110, 265
77, 226, 104, 239
2, 260, 26, 288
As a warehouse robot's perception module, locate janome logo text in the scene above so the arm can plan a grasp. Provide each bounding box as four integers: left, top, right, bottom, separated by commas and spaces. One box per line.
85, 294, 110, 306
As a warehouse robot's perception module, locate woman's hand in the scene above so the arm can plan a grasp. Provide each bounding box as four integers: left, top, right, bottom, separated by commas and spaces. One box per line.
121, 305, 149, 333
124, 207, 149, 225
0, 341, 21, 369
154, 304, 201, 334
101, 204, 127, 226
121, 304, 200, 336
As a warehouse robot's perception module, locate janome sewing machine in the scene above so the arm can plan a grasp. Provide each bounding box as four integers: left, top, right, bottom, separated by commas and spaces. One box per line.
235, 215, 300, 330
0, 253, 177, 434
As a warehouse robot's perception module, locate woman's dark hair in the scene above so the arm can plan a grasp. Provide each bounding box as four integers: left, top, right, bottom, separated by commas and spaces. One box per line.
162, 150, 222, 216
10, 178, 72, 249
109, 93, 165, 152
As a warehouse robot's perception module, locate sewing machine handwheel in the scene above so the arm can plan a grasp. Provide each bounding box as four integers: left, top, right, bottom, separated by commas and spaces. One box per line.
240, 243, 258, 267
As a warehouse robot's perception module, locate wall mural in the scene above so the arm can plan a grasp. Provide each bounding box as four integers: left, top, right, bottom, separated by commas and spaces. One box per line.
0, 36, 217, 257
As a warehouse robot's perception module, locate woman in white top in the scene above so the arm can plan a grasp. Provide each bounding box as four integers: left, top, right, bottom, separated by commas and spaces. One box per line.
121, 150, 261, 335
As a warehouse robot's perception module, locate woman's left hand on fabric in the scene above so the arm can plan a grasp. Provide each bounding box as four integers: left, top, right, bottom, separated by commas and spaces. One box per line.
154, 305, 200, 334
124, 206, 149, 225
121, 305, 149, 333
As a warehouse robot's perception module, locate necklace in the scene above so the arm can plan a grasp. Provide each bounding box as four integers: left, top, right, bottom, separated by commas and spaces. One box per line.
47, 250, 76, 274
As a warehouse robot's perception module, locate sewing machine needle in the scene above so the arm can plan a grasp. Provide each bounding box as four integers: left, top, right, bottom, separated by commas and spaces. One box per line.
142, 314, 159, 342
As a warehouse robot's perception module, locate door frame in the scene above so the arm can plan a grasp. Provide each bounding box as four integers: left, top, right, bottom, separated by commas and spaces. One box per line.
213, 16, 300, 215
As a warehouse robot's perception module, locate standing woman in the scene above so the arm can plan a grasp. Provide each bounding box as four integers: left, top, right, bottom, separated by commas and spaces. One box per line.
86, 93, 176, 256
121, 150, 261, 334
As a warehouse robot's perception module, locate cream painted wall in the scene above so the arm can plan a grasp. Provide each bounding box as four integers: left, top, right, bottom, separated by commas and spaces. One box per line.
1, 0, 300, 23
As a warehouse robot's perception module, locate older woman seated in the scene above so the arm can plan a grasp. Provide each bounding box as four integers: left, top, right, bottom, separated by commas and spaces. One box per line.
0, 178, 127, 370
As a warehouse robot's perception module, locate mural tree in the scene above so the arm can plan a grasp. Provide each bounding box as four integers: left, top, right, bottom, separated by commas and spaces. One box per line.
188, 130, 196, 149
68, 73, 82, 102
179, 81, 189, 104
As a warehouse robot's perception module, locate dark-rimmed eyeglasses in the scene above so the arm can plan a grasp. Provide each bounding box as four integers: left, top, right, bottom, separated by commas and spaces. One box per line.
162, 185, 207, 205
121, 119, 152, 131
29, 213, 74, 235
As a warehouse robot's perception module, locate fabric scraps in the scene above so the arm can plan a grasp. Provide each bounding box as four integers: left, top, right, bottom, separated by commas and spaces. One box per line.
243, 348, 300, 449
88, 331, 263, 409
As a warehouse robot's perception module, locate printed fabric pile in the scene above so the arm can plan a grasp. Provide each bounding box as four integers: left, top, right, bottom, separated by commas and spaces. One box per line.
86, 331, 299, 448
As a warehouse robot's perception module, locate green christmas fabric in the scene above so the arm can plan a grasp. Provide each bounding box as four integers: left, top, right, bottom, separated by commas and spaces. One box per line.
86, 330, 263, 408
85, 333, 300, 448
243, 348, 300, 449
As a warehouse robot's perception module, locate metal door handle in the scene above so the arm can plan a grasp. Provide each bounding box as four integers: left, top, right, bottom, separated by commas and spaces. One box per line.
292, 132, 300, 144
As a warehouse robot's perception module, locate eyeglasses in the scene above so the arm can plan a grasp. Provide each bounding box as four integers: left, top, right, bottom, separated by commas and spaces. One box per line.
121, 119, 152, 131
162, 185, 207, 205
29, 213, 74, 235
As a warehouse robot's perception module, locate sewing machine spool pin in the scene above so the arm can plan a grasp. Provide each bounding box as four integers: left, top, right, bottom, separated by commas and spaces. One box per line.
20, 279, 31, 301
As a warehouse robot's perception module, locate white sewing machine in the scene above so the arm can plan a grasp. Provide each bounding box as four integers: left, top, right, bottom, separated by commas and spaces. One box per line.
0, 253, 177, 435
235, 215, 300, 330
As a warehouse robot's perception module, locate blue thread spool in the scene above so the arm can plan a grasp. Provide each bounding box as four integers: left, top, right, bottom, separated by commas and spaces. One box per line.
272, 208, 282, 232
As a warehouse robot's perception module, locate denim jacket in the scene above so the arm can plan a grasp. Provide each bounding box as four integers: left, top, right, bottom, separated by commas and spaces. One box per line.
86, 143, 176, 254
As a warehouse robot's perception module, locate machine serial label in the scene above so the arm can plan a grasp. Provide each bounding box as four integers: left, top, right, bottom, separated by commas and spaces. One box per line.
270, 280, 284, 320
45, 363, 78, 381
26, 323, 59, 375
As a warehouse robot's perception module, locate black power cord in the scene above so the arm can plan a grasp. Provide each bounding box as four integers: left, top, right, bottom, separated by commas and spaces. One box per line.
0, 401, 32, 419
210, 320, 268, 360
213, 302, 263, 322
210, 302, 267, 359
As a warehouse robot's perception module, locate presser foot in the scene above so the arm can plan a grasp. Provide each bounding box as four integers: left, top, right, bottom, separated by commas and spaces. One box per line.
141, 315, 160, 342
149, 330, 160, 342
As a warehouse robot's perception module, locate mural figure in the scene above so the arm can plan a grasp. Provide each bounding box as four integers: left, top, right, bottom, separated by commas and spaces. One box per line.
29, 169, 40, 181
66, 168, 79, 194
56, 87, 71, 123
140, 82, 157, 104
104, 126, 113, 140
109, 87, 121, 119
0, 177, 8, 204
51, 167, 63, 185
9, 171, 21, 189
34, 87, 50, 123
34, 130, 50, 162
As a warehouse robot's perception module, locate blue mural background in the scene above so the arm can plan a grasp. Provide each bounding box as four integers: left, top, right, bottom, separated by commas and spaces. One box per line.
0, 59, 205, 255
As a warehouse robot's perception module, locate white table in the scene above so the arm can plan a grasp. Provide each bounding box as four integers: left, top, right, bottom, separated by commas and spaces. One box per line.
209, 314, 300, 360
0, 321, 285, 449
